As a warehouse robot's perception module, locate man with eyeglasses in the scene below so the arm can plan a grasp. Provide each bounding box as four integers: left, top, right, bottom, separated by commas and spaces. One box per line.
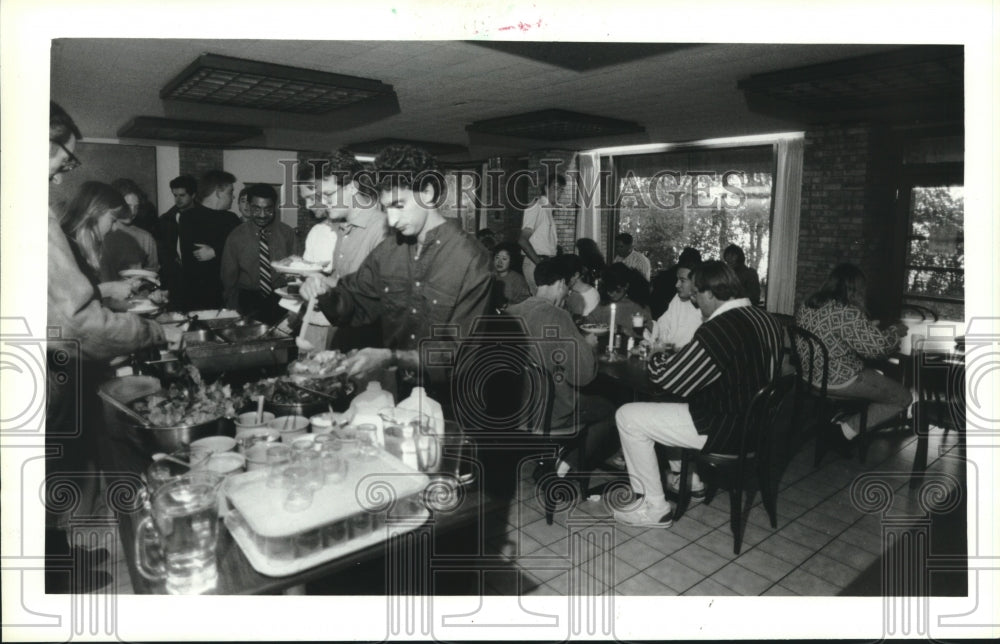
220, 183, 300, 323
46, 101, 175, 593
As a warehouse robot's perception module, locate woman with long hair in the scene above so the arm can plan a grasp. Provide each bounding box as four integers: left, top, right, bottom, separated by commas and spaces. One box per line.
557, 253, 600, 318
574, 237, 606, 286
60, 181, 141, 300
796, 263, 911, 447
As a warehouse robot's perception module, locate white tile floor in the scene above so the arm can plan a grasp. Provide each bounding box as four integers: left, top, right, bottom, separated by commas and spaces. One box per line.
95, 421, 965, 597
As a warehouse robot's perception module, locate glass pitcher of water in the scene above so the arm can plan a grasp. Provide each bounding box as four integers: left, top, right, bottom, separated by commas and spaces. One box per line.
135, 471, 224, 594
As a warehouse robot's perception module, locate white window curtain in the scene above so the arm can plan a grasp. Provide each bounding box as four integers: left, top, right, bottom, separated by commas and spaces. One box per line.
575, 151, 602, 241
766, 135, 804, 314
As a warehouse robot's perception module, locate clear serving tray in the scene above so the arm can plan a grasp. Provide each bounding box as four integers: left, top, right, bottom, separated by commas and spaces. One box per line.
223, 449, 430, 577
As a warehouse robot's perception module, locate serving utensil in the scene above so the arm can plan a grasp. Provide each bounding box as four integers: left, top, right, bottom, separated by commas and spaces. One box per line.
295, 295, 318, 353
97, 388, 153, 427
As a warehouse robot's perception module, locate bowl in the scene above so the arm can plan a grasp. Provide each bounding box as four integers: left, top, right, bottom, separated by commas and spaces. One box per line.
203, 452, 246, 476
310, 411, 346, 435
236, 427, 281, 453
268, 415, 310, 441
236, 411, 276, 431
191, 435, 237, 454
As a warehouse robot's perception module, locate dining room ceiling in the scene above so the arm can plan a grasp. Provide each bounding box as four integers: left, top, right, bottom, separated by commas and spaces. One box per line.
50, 39, 923, 161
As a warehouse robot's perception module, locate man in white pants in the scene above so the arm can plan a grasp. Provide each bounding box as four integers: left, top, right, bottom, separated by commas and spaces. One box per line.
613, 261, 783, 528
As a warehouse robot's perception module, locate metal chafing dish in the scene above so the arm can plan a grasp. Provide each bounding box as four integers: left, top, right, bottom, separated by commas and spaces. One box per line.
182, 322, 297, 374
98, 375, 235, 454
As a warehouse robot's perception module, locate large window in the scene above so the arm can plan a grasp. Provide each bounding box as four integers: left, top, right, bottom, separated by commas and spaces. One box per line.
610, 145, 775, 293
902, 182, 964, 320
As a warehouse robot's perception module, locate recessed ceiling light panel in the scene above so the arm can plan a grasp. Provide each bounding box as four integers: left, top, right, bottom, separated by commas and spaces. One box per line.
161, 53, 395, 114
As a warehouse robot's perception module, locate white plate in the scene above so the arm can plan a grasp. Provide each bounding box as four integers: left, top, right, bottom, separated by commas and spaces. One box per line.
272, 261, 329, 275
127, 299, 159, 314
579, 323, 610, 335
120, 268, 159, 281
274, 287, 302, 301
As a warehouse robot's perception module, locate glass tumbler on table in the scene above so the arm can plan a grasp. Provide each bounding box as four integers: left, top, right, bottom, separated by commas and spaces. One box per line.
265, 444, 293, 489
632, 313, 645, 341
356, 423, 379, 459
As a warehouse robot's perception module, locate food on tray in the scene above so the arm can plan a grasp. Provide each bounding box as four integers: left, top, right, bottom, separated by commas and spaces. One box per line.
579, 323, 610, 335
242, 378, 323, 405
288, 350, 351, 378
130, 365, 239, 426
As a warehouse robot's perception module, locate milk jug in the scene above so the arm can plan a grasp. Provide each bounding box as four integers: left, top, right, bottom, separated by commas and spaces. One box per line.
347, 381, 394, 446
396, 386, 444, 437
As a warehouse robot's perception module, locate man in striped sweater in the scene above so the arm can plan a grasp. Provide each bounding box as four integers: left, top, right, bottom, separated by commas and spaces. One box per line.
613, 261, 783, 528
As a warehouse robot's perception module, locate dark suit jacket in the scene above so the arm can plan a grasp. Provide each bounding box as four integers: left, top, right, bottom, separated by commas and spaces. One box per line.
157, 205, 239, 311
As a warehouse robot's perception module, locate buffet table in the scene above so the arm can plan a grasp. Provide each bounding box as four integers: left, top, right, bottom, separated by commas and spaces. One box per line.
103, 417, 490, 595
98, 308, 496, 595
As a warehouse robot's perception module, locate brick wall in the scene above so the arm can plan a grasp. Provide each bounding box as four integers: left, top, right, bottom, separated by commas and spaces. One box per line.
178, 146, 224, 185
795, 122, 900, 318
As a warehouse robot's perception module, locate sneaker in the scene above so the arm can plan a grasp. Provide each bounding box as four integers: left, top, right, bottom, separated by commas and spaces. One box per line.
666, 472, 705, 503
613, 502, 673, 528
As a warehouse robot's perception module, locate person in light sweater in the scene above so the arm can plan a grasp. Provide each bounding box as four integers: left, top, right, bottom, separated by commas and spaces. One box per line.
649, 256, 702, 351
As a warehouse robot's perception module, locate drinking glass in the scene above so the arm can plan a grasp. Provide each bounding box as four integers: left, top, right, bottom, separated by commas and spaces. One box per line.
356, 424, 379, 459
631, 313, 644, 340
265, 444, 293, 489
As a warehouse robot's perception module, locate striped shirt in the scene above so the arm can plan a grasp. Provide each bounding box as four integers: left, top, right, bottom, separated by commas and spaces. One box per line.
648, 299, 783, 454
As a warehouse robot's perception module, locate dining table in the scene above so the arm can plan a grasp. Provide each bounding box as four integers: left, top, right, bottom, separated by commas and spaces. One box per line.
593, 350, 685, 403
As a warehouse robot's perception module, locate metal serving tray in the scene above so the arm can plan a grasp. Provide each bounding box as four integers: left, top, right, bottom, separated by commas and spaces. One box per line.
182, 323, 296, 373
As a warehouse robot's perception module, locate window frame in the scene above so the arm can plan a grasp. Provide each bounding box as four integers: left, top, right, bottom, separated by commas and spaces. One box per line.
603, 142, 779, 275
893, 162, 964, 312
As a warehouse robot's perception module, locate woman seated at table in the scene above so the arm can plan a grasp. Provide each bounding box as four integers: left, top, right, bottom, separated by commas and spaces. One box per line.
490, 241, 530, 312
795, 263, 911, 445
61, 181, 146, 302
583, 263, 653, 334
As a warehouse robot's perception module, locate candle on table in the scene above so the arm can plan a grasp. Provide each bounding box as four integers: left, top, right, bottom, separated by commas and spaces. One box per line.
608, 303, 617, 355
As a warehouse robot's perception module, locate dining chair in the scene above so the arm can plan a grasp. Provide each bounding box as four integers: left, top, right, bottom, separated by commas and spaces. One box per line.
453, 314, 586, 525
673, 376, 794, 555
785, 325, 873, 465
909, 342, 965, 488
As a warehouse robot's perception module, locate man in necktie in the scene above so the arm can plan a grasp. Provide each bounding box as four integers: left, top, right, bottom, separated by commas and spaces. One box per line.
220, 184, 300, 324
